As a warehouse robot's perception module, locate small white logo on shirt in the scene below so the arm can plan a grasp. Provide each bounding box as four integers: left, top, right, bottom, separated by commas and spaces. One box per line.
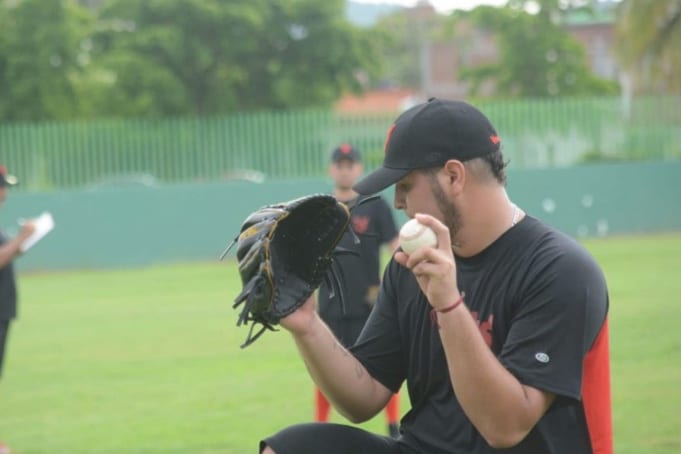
535, 352, 550, 363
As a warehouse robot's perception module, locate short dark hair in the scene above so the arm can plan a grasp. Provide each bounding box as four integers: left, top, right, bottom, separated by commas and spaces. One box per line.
419, 150, 508, 185
474, 150, 508, 185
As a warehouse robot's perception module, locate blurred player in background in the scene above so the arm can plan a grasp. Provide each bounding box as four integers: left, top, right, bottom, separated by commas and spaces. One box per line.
316, 144, 401, 437
0, 166, 36, 454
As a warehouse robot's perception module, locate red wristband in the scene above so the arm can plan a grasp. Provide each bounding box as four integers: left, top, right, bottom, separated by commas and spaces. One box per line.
430, 293, 465, 328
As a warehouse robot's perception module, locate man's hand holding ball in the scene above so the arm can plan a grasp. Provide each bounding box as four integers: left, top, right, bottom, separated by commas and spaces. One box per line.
394, 214, 461, 312
398, 218, 438, 254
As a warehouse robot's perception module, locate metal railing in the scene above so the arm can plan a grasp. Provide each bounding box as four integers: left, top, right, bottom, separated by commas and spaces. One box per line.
0, 96, 679, 192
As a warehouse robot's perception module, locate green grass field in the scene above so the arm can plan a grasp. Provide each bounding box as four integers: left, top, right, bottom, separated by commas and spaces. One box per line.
0, 234, 680, 453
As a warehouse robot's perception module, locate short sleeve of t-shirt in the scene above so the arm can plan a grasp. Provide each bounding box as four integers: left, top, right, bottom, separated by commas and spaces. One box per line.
499, 240, 608, 400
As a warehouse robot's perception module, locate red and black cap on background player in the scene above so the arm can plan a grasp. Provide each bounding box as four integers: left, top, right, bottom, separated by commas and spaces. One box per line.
331, 143, 361, 164
354, 98, 501, 195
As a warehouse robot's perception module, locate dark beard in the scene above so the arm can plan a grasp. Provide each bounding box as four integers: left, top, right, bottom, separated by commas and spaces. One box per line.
426, 172, 462, 245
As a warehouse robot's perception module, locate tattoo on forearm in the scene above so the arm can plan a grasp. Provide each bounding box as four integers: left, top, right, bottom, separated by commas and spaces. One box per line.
331, 338, 362, 378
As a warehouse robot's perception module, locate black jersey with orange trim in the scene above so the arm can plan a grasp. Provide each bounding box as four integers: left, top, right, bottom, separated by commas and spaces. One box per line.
351, 215, 612, 454
318, 195, 397, 322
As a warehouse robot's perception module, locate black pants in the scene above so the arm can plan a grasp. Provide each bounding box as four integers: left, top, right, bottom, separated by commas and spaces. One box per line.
0, 319, 10, 379
261, 423, 416, 454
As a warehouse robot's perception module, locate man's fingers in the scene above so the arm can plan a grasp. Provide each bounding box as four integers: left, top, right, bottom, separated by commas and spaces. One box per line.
394, 251, 409, 267
414, 213, 452, 252
411, 261, 441, 277
405, 246, 446, 269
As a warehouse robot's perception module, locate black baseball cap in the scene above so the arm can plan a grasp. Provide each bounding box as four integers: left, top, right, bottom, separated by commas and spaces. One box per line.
330, 143, 361, 163
353, 98, 501, 195
0, 165, 18, 187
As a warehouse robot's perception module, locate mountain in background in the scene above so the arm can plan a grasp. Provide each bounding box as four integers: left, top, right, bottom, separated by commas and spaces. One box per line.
346, 1, 402, 27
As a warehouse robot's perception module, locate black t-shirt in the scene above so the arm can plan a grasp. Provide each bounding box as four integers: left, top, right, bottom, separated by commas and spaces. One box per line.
350, 216, 609, 454
318, 195, 398, 321
0, 231, 18, 320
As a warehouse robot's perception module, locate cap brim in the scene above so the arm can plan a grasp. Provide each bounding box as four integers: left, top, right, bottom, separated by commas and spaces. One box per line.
353, 167, 410, 195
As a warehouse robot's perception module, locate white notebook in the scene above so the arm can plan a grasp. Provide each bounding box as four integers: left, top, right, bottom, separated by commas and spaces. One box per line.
20, 212, 55, 253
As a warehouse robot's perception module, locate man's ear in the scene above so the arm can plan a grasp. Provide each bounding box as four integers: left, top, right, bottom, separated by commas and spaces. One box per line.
443, 160, 466, 196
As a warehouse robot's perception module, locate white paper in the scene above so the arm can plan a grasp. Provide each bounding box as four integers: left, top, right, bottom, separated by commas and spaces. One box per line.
20, 212, 55, 253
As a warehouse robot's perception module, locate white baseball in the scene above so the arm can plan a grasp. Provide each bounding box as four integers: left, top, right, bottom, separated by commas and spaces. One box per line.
399, 219, 437, 254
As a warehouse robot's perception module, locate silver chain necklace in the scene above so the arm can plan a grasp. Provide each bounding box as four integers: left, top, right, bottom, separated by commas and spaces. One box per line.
511, 203, 520, 227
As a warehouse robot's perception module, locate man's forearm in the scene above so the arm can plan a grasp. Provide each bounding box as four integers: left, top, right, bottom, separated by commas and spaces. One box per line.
436, 306, 553, 448
292, 314, 391, 423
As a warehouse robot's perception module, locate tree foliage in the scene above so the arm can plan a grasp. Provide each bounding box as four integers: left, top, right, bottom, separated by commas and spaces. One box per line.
455, 3, 618, 98
0, 0, 93, 121
371, 9, 444, 90
615, 0, 681, 94
5, 0, 665, 121
0, 0, 379, 121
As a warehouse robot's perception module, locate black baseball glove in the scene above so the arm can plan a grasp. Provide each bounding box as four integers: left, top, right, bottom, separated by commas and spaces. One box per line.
222, 194, 352, 347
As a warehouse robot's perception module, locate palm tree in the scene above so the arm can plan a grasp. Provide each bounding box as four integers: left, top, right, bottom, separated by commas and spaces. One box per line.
616, 0, 681, 94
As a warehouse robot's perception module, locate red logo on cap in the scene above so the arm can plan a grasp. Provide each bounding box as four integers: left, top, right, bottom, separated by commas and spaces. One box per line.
384, 124, 396, 155
490, 135, 501, 145
340, 143, 352, 154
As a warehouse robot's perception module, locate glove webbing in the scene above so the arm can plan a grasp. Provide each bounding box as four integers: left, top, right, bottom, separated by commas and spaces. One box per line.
222, 194, 380, 348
